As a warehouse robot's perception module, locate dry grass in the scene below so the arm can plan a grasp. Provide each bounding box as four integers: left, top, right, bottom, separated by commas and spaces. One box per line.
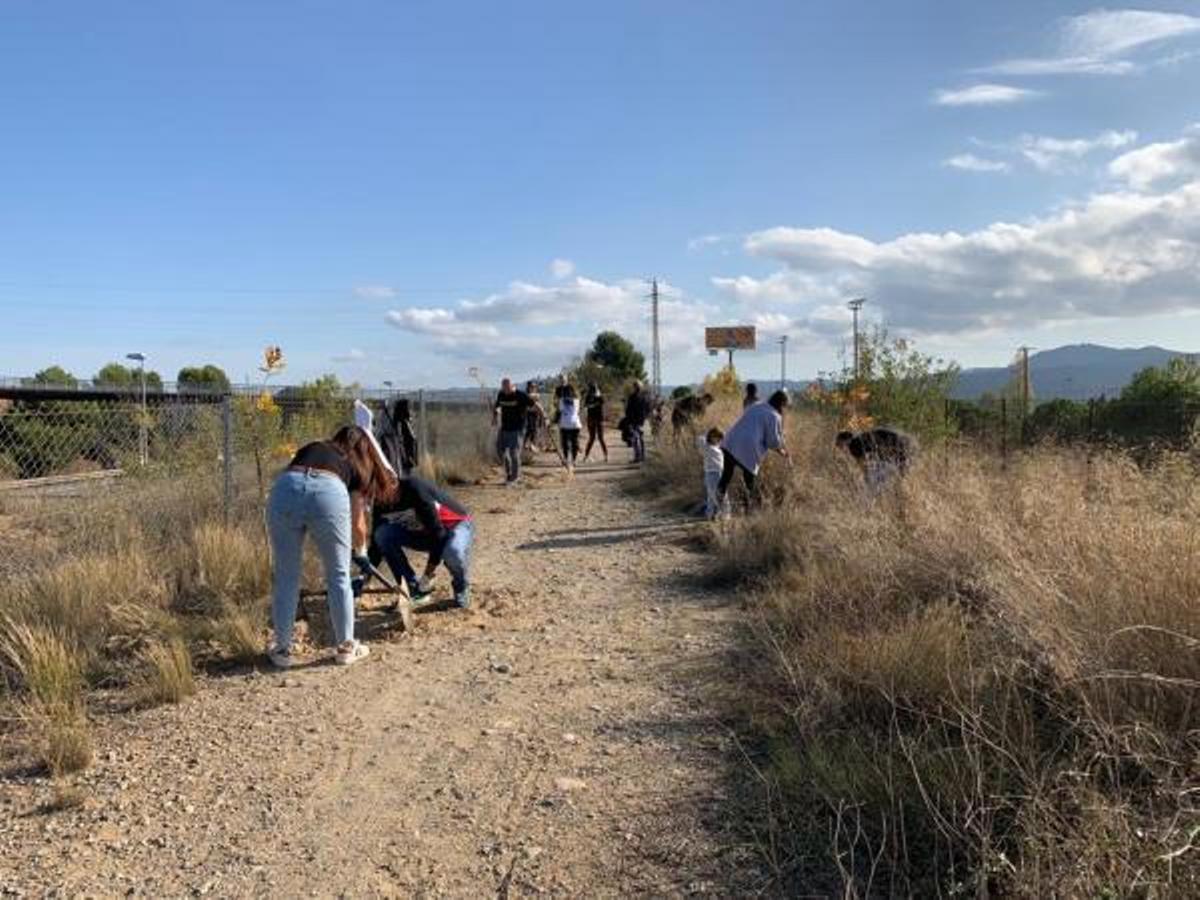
137, 637, 196, 706
639, 409, 1200, 896
0, 619, 93, 775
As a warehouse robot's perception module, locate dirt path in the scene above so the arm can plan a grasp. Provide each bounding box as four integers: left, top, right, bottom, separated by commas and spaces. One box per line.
1, 446, 771, 898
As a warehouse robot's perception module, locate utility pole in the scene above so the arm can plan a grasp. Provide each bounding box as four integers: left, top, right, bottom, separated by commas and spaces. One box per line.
847, 298, 866, 382
649, 278, 662, 400
1018, 346, 1032, 415
778, 335, 789, 391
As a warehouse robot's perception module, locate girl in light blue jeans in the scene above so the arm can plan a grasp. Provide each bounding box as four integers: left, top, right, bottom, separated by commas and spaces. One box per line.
266, 426, 396, 667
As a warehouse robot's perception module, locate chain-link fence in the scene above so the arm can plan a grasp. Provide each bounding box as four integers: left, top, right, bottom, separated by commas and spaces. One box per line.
0, 387, 494, 583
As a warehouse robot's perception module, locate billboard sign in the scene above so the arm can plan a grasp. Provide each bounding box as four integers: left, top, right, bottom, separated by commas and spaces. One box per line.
705, 326, 757, 351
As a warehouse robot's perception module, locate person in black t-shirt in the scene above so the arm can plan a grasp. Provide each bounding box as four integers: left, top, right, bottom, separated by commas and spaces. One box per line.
373, 476, 475, 609
582, 382, 608, 463
267, 425, 396, 668
836, 427, 915, 495
624, 381, 651, 463
492, 378, 532, 485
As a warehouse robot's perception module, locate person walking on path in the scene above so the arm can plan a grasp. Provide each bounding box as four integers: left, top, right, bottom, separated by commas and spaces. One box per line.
558, 382, 584, 473
624, 380, 651, 463
493, 377, 532, 486
582, 382, 608, 463
266, 425, 396, 668
742, 382, 759, 410
524, 380, 547, 452
717, 389, 791, 511
697, 426, 725, 519
373, 475, 475, 609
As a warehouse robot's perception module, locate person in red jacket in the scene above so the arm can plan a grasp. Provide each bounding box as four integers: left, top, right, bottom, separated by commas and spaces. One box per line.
371, 475, 474, 609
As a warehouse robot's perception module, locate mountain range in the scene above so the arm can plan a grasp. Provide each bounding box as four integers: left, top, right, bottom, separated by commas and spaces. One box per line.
949, 344, 1196, 401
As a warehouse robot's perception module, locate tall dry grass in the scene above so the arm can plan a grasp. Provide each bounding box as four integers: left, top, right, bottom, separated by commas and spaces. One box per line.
0, 478, 273, 774
640, 406, 1200, 896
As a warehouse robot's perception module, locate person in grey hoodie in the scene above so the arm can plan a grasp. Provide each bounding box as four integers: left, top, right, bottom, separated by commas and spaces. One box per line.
717, 389, 790, 509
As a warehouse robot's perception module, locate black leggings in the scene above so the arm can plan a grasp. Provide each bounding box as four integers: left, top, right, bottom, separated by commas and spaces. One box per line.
717, 450, 757, 503
560, 428, 581, 463
584, 417, 607, 458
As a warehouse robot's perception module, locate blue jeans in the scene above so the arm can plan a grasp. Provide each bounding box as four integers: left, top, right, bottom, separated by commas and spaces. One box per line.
497, 429, 522, 482
266, 469, 355, 650
631, 425, 645, 462
375, 520, 474, 597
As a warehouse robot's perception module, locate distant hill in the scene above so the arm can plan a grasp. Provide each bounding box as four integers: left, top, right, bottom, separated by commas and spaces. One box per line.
951, 344, 1197, 401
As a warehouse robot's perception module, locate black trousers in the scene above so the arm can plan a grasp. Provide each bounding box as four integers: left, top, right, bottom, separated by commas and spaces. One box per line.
560, 428, 581, 462
717, 449, 757, 503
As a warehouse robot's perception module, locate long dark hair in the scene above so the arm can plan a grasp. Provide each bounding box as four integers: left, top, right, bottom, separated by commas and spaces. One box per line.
328, 425, 397, 502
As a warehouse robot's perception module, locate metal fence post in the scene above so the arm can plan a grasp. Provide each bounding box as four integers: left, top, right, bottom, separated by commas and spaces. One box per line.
418, 389, 429, 463
1001, 396, 1008, 468
222, 395, 233, 525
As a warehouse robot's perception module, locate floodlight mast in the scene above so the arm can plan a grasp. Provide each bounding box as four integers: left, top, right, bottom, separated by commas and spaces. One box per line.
847, 298, 866, 382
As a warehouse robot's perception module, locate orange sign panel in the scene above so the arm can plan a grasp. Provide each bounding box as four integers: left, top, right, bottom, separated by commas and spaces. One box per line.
705, 326, 757, 350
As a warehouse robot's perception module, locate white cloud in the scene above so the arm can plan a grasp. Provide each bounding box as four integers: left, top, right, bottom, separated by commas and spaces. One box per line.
1016, 129, 1137, 171
384, 276, 717, 375
718, 129, 1200, 339
331, 348, 366, 363
944, 153, 1011, 173
1109, 130, 1200, 189
1063, 8, 1200, 59
354, 284, 397, 300
934, 83, 1039, 106
549, 258, 575, 279
981, 8, 1200, 77
687, 234, 733, 252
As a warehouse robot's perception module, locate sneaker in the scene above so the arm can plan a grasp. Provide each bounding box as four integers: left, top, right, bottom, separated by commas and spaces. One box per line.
334, 640, 370, 666
454, 588, 471, 610
408, 582, 434, 604
267, 646, 294, 669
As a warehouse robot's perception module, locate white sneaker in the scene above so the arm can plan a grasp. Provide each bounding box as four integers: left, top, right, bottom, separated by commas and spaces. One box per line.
268, 646, 294, 669
416, 574, 434, 594
334, 640, 370, 666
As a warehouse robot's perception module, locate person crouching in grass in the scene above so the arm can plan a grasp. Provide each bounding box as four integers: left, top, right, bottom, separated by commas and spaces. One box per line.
835, 426, 914, 495
697, 426, 725, 519
267, 425, 397, 668
372, 475, 475, 609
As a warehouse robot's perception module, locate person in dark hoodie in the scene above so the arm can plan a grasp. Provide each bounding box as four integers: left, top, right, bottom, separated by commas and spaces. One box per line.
372, 475, 474, 609
378, 398, 419, 474
836, 426, 915, 495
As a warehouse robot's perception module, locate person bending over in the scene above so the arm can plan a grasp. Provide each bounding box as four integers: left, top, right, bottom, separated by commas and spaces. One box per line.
373, 475, 474, 609
835, 427, 914, 495
267, 425, 396, 668
717, 389, 790, 511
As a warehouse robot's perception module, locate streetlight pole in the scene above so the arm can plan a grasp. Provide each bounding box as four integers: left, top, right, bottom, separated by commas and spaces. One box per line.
847, 298, 866, 383
777, 335, 789, 391
126, 352, 147, 466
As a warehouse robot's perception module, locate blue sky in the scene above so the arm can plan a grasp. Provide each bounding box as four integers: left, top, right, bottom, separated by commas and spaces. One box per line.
2, 1, 1200, 387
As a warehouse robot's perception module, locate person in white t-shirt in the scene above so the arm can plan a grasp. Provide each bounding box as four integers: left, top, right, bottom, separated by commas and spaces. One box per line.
557, 383, 583, 473
697, 426, 726, 519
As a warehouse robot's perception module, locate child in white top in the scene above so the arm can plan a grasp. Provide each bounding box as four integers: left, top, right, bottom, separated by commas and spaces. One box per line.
697, 426, 725, 519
